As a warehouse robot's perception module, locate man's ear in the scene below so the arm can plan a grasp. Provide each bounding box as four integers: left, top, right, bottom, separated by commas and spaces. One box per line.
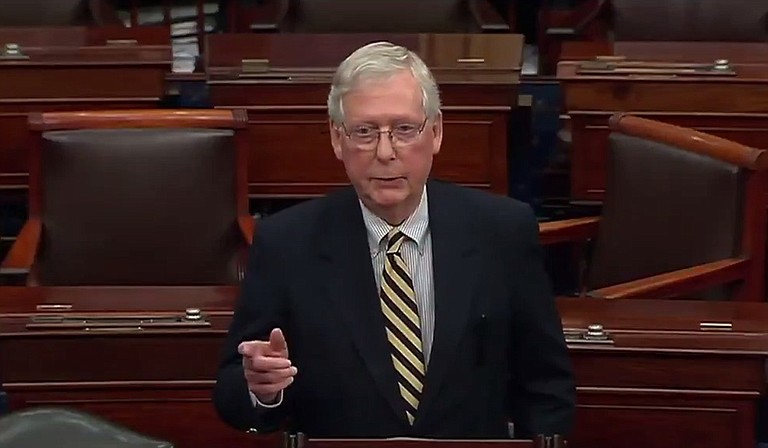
431, 112, 443, 155
329, 119, 343, 160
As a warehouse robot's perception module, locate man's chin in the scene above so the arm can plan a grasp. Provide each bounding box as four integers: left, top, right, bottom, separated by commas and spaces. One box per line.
369, 189, 410, 208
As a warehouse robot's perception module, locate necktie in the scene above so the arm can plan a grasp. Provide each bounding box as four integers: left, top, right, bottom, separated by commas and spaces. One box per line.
379, 229, 425, 425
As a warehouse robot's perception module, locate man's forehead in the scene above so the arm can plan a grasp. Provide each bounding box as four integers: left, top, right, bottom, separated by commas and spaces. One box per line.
352, 69, 419, 91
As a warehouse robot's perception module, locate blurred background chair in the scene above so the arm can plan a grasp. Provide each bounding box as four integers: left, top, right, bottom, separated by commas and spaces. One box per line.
0, 0, 121, 26
252, 0, 510, 33
0, 109, 253, 286
609, 0, 768, 42
539, 113, 768, 301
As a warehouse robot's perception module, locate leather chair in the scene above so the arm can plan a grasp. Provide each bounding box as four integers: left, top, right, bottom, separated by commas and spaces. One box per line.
0, 0, 120, 26
609, 0, 768, 42
0, 109, 254, 286
0, 407, 172, 448
538, 0, 768, 73
539, 113, 768, 301
541, 0, 768, 42
251, 0, 509, 33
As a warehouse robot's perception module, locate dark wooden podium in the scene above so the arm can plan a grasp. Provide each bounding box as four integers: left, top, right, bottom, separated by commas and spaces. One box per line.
557, 42, 768, 202
205, 33, 523, 198
0, 26, 171, 191
290, 435, 556, 448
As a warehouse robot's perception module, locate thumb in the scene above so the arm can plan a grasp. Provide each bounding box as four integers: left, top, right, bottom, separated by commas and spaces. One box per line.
268, 328, 288, 355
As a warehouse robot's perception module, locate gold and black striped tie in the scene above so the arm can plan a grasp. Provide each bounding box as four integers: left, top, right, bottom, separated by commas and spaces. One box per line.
379, 229, 425, 425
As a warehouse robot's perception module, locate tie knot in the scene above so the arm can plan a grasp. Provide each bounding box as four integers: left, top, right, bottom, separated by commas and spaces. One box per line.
385, 230, 407, 254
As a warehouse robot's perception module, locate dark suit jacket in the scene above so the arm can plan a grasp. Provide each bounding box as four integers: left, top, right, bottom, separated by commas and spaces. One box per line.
214, 180, 575, 439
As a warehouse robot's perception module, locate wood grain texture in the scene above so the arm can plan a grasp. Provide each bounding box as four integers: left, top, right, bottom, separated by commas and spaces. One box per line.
0, 291, 765, 448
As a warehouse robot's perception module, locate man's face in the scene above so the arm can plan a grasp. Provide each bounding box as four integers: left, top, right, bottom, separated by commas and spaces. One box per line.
330, 70, 443, 218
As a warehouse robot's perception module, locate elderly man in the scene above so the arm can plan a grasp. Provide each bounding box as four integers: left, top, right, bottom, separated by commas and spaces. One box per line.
214, 41, 575, 439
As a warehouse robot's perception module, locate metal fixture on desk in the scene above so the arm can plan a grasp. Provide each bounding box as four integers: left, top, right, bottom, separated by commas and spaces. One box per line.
564, 323, 613, 344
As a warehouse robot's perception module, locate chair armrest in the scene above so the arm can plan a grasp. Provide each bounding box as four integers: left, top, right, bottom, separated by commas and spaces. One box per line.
238, 215, 256, 246
590, 257, 749, 300
0, 219, 42, 276
469, 0, 511, 32
538, 217, 600, 245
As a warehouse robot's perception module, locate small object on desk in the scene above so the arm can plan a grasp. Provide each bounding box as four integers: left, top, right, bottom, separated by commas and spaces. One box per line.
4, 43, 20, 55
184, 308, 202, 321
585, 323, 608, 340
713, 59, 731, 71
0, 42, 27, 59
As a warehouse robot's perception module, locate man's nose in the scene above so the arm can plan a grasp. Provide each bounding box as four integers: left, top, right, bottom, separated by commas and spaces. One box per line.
375, 132, 396, 160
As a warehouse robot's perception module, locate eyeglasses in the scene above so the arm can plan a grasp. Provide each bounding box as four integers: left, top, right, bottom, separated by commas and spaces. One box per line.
339, 118, 428, 151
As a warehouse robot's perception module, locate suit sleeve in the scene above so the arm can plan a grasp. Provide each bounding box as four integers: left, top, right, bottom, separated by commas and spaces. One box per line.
213, 219, 291, 432
507, 206, 576, 438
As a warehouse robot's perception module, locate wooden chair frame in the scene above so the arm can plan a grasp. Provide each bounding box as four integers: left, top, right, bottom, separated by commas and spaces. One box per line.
539, 113, 768, 301
0, 108, 254, 284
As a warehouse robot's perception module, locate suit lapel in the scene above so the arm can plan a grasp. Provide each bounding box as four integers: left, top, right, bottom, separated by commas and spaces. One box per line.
415, 181, 480, 425
316, 187, 408, 426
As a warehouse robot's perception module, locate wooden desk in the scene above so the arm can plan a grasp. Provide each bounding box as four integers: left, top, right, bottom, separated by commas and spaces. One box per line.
557, 42, 768, 202
0, 285, 271, 448
206, 33, 523, 198
0, 26, 172, 190
559, 297, 768, 448
3, 286, 766, 448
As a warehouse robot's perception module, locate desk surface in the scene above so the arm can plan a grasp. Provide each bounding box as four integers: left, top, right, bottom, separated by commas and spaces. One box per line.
557, 60, 768, 82
0, 286, 238, 314
3, 286, 768, 347
558, 297, 768, 353
561, 41, 768, 65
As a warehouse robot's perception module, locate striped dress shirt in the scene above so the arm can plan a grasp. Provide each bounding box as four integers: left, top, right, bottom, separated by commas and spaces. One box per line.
359, 187, 435, 364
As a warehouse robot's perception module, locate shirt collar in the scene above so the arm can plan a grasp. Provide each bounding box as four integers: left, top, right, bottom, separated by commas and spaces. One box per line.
359, 186, 430, 256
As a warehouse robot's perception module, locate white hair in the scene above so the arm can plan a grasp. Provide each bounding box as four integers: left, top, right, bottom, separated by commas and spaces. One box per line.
327, 41, 442, 124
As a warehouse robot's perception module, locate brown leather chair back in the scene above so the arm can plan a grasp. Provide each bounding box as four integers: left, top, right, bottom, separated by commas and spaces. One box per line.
27, 110, 250, 286
279, 0, 479, 33
587, 132, 744, 295
0, 407, 173, 448
610, 0, 768, 41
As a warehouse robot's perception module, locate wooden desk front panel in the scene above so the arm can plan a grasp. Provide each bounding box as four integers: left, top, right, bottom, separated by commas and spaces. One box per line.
0, 311, 265, 448
3, 326, 763, 448
568, 348, 763, 448
4, 291, 766, 448
210, 83, 514, 197
0, 66, 167, 190
560, 297, 768, 448
569, 113, 768, 201
572, 388, 755, 448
